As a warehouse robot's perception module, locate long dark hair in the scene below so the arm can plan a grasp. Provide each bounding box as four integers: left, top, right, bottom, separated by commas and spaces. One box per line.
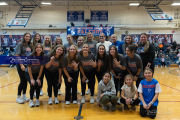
66, 44, 78, 64
22, 32, 32, 49
108, 45, 119, 69
49, 45, 65, 62
79, 43, 92, 56
97, 44, 108, 65
32, 43, 44, 56
32, 33, 42, 49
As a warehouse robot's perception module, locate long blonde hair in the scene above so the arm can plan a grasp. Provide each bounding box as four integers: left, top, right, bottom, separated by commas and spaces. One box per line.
124, 74, 135, 93
52, 37, 63, 49
66, 44, 78, 64
42, 35, 52, 50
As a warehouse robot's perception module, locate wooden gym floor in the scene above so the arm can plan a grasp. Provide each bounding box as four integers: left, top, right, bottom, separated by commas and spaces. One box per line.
0, 67, 180, 120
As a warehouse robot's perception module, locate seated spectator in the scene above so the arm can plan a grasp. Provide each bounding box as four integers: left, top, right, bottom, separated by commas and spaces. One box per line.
172, 51, 178, 62
161, 55, 166, 67
165, 47, 170, 55
165, 55, 170, 67
155, 47, 160, 52
155, 51, 158, 58
159, 43, 163, 50
177, 52, 180, 67
153, 40, 159, 48
0, 47, 5, 55
159, 50, 164, 56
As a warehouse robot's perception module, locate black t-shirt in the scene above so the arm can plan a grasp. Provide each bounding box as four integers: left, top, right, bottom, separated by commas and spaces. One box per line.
62, 55, 79, 73
111, 54, 126, 73
46, 54, 62, 73
96, 55, 109, 73
78, 53, 95, 72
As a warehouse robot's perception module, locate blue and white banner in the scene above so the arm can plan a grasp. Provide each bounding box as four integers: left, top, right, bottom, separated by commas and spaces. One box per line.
67, 11, 84, 22
67, 26, 114, 36
91, 10, 108, 22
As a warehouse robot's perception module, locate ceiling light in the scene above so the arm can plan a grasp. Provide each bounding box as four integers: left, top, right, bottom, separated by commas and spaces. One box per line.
41, 2, 51, 5
129, 3, 139, 6
0, 2, 8, 5
171, 3, 180, 5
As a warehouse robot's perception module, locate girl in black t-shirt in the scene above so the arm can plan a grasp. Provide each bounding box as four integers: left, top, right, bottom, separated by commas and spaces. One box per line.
45, 45, 64, 105
25, 43, 44, 107
96, 44, 109, 82
63, 45, 79, 105
79, 43, 97, 104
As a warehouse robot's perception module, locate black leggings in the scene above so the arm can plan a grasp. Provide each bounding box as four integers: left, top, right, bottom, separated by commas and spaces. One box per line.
161, 62, 166, 66
96, 71, 106, 83
64, 71, 79, 101
113, 72, 125, 96
120, 98, 140, 105
80, 70, 95, 96
16, 64, 27, 95
44, 68, 59, 97
40, 67, 45, 88
136, 77, 144, 88
25, 72, 40, 100
140, 105, 157, 119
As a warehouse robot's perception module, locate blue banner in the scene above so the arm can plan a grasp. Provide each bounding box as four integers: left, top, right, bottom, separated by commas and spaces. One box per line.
91, 10, 108, 22
0, 56, 48, 64
67, 11, 84, 22
67, 26, 114, 36
99, 11, 108, 21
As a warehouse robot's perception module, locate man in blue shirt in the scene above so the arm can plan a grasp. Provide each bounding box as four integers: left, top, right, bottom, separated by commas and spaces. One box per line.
110, 34, 124, 54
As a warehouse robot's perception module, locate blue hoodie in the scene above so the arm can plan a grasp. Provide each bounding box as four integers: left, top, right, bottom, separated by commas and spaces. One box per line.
111, 40, 124, 54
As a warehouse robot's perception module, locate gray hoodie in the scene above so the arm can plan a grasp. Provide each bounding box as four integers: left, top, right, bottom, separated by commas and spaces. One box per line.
97, 79, 116, 103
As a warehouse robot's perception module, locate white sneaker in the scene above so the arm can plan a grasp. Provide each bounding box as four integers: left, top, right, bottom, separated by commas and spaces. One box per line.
29, 100, 34, 107
35, 99, 40, 107
16, 96, 24, 104
34, 92, 36, 98
73, 100, 77, 104
23, 94, 29, 102
161, 65, 162, 68
117, 97, 121, 105
40, 89, 43, 96
54, 97, 59, 104
86, 89, 90, 95
179, 65, 180, 67
90, 96, 95, 104
48, 98, 53, 105
77, 89, 80, 94
81, 92, 82, 96
81, 96, 85, 103
58, 89, 61, 95
165, 65, 167, 68
66, 101, 70, 105
47, 93, 48, 96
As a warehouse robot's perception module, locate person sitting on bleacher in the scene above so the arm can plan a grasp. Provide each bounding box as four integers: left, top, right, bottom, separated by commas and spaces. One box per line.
0, 47, 5, 55
160, 55, 166, 68
159, 50, 164, 55
172, 51, 178, 62
165, 47, 170, 56
165, 55, 170, 67
159, 43, 163, 50
177, 52, 180, 67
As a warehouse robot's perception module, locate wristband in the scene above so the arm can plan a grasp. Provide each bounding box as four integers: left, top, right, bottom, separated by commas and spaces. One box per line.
150, 101, 154, 105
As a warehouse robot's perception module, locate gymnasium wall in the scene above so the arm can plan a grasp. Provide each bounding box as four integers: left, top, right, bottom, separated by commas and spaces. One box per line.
0, 5, 180, 44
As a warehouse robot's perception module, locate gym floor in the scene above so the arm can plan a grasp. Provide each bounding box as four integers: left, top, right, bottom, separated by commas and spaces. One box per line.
0, 67, 180, 120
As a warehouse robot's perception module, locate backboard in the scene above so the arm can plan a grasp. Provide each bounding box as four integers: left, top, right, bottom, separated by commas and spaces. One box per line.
150, 14, 173, 21
7, 19, 29, 27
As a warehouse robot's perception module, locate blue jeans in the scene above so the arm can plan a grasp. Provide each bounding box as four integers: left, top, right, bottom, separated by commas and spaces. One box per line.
165, 61, 170, 66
